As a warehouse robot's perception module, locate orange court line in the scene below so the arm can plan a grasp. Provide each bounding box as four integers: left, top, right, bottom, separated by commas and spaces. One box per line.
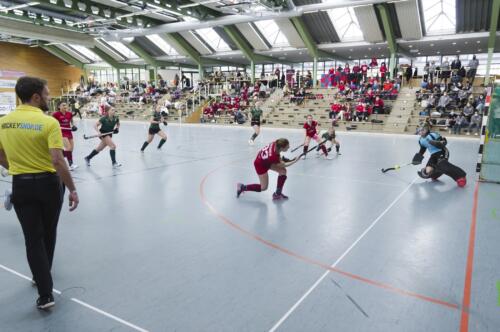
199, 163, 460, 312
459, 181, 480, 332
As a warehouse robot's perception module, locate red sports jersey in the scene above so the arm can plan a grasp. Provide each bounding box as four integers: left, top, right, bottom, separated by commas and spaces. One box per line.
331, 104, 342, 113
303, 120, 318, 137
254, 142, 281, 175
361, 65, 368, 73
53, 111, 73, 138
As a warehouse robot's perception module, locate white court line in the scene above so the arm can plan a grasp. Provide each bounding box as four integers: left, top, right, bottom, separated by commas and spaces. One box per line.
0, 263, 148, 332
268, 177, 418, 332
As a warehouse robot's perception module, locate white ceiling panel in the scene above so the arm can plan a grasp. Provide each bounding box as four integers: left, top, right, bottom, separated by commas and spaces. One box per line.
395, 0, 423, 40
235, 23, 270, 51
354, 5, 383, 43
275, 18, 305, 48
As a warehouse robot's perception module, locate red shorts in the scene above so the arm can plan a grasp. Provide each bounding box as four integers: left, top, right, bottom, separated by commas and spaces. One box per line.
62, 131, 73, 139
254, 159, 269, 175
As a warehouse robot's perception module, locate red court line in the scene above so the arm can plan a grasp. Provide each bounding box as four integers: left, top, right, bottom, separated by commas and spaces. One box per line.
459, 181, 480, 332
199, 163, 459, 311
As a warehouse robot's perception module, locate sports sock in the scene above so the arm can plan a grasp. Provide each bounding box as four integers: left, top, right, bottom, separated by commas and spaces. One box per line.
141, 141, 149, 151
303, 145, 308, 155
276, 175, 287, 194
321, 145, 328, 156
157, 138, 167, 149
87, 149, 98, 160
336, 144, 340, 153
251, 133, 258, 141
66, 151, 73, 165
110, 150, 116, 164
244, 184, 261, 192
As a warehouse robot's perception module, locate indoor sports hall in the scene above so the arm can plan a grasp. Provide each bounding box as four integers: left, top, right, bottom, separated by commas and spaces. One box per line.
1, 0, 500, 331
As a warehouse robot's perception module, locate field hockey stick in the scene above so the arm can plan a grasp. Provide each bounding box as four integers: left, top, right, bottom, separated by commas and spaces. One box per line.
297, 139, 328, 158
381, 162, 413, 173
290, 143, 304, 152
83, 131, 113, 140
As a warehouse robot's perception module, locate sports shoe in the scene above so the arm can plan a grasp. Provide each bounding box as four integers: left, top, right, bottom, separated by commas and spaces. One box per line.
84, 157, 90, 166
248, 139, 254, 146
324, 155, 333, 160
69, 164, 78, 171
236, 183, 244, 198
4, 189, 12, 211
456, 177, 467, 188
301, 155, 306, 160
112, 162, 122, 169
272, 192, 289, 200
37, 294, 55, 310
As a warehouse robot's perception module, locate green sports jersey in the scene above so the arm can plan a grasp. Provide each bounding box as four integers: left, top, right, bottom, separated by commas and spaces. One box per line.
322, 131, 335, 141
150, 111, 161, 129
99, 115, 119, 133
250, 107, 263, 121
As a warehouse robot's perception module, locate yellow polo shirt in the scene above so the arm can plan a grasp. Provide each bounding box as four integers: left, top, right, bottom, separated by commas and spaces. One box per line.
0, 105, 63, 175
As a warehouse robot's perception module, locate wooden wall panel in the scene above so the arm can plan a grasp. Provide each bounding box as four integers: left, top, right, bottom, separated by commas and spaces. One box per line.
0, 41, 83, 97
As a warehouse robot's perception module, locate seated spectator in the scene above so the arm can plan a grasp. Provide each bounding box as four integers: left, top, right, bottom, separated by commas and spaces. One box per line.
468, 111, 482, 135
452, 114, 468, 135
463, 102, 474, 120
355, 102, 370, 122
373, 96, 384, 114
475, 94, 486, 114
436, 92, 451, 114
330, 101, 342, 118
420, 79, 429, 89
338, 81, 346, 94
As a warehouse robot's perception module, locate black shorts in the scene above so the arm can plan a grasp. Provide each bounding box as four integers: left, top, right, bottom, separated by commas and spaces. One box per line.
149, 127, 161, 135
251, 120, 261, 127
427, 150, 447, 167
99, 133, 112, 139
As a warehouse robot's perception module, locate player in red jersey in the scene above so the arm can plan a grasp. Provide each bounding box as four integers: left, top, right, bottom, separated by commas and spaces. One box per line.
302, 115, 330, 159
53, 101, 78, 170
237, 138, 299, 200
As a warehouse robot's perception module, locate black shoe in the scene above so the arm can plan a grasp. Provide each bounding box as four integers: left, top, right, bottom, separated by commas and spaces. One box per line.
37, 294, 55, 310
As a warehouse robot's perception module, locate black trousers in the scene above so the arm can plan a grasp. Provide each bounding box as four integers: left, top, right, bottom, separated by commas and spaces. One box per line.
11, 173, 64, 296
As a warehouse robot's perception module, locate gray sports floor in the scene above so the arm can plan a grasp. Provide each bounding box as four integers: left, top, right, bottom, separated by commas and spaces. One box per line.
0, 120, 499, 332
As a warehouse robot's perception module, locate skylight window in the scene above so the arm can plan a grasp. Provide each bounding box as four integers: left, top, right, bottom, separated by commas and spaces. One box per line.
107, 41, 139, 59
254, 20, 290, 47
146, 34, 179, 55
421, 0, 456, 35
68, 44, 101, 62
328, 7, 363, 41
196, 28, 231, 52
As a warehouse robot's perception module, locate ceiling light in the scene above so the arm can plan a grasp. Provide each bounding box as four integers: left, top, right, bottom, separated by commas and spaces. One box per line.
368, 47, 371, 50
349, 49, 353, 52
478, 49, 482, 52
465, 41, 468, 44
409, 45, 412, 48
477, 41, 480, 44
430, 43, 434, 47
452, 42, 456, 45
418, 52, 421, 55
437, 51, 440, 54
348, 56, 351, 59
456, 50, 460, 53
299, 52, 302, 55
378, 47, 381, 50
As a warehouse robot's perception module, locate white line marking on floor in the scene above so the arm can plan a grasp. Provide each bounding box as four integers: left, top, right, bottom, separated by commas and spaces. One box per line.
268, 177, 418, 332
0, 263, 148, 332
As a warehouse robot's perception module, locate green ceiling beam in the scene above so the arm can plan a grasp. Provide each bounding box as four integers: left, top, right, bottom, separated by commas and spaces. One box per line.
90, 47, 145, 69
222, 25, 292, 65
41, 44, 85, 69
200, 58, 245, 67
376, 3, 412, 59
290, 17, 340, 61
167, 32, 202, 65
127, 40, 198, 68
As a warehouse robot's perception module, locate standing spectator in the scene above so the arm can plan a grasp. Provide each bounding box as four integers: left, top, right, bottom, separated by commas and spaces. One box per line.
451, 56, 461, 73
0, 77, 79, 309
360, 62, 369, 82
429, 61, 437, 83
405, 65, 413, 86
352, 63, 361, 83
423, 62, 430, 81
379, 62, 388, 83
468, 111, 482, 135
467, 55, 479, 83
441, 57, 451, 84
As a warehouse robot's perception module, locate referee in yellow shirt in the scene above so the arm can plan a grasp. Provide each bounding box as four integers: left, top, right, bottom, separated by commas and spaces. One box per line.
0, 77, 79, 310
